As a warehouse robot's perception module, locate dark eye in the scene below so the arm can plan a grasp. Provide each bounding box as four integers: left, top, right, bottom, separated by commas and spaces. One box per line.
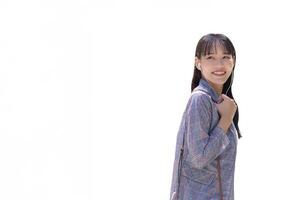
223, 56, 231, 59
206, 56, 213, 59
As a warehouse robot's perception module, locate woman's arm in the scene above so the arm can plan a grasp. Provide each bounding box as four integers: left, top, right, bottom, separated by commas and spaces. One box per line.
217, 117, 232, 133
185, 93, 230, 169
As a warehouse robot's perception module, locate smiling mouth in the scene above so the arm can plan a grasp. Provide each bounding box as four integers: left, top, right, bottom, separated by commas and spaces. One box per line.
212, 71, 226, 76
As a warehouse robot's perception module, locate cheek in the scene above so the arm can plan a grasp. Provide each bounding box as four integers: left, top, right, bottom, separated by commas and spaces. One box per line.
201, 65, 212, 71
226, 66, 234, 73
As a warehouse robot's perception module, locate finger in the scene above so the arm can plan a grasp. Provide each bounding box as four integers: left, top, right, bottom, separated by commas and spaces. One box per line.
232, 100, 237, 107
216, 96, 224, 104
222, 94, 234, 101
217, 98, 224, 104
221, 94, 230, 99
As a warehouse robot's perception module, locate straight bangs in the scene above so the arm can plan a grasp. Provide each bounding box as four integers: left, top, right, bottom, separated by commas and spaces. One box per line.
196, 34, 236, 62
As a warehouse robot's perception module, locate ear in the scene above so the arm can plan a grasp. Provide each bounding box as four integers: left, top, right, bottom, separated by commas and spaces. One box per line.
195, 57, 201, 71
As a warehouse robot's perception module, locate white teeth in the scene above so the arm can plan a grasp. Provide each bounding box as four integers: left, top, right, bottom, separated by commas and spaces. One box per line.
213, 71, 226, 75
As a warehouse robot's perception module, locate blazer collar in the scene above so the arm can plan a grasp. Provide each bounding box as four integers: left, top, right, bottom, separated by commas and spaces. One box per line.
194, 78, 221, 103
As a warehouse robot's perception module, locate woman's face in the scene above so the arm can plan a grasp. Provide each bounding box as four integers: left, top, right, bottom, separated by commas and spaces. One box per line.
195, 44, 234, 94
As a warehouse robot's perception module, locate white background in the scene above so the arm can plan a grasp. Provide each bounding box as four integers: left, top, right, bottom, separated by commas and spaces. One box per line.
1, 0, 300, 199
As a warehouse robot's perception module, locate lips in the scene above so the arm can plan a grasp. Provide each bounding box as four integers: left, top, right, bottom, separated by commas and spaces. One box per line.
212, 71, 226, 75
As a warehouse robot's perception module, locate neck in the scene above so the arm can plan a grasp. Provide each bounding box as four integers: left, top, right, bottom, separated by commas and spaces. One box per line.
214, 86, 223, 96
206, 79, 223, 96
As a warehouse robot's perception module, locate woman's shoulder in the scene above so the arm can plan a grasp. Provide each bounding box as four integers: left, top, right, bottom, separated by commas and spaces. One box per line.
190, 89, 213, 103
188, 89, 213, 110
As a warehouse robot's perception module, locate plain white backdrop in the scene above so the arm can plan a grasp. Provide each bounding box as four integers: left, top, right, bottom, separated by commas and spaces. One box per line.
1, 0, 300, 199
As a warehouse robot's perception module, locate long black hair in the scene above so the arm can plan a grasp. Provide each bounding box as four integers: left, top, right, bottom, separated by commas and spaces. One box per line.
191, 33, 242, 139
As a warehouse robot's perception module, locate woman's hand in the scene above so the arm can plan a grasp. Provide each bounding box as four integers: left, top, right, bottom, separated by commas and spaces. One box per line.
215, 94, 237, 121
215, 94, 237, 133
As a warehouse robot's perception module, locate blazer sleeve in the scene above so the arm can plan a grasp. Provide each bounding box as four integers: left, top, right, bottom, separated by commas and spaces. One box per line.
186, 92, 230, 169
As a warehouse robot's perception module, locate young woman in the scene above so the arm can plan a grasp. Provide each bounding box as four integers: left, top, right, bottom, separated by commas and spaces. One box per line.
169, 33, 242, 200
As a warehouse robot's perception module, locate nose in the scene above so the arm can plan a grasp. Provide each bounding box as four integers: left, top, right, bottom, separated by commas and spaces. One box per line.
213, 66, 226, 72
216, 59, 227, 66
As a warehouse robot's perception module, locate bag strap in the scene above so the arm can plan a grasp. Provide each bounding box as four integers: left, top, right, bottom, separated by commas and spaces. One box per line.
217, 156, 223, 200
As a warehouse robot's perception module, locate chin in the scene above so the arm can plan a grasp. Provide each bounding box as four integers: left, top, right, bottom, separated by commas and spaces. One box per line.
209, 78, 227, 86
